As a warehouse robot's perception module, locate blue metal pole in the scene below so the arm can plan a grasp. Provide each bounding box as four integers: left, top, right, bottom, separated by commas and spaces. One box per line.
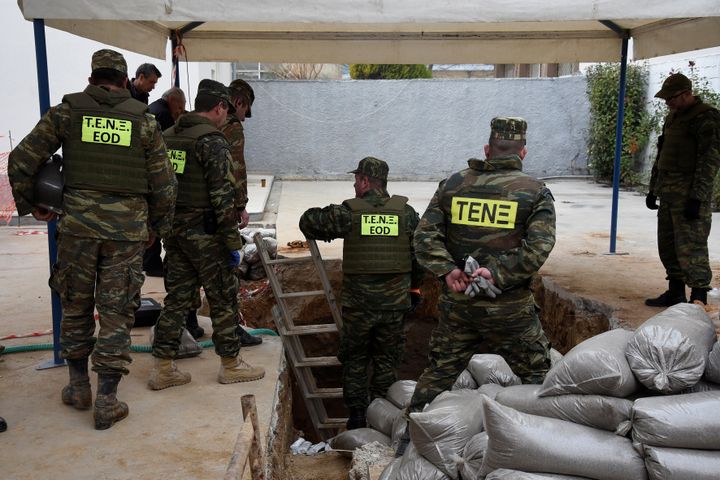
609, 37, 629, 254
33, 19, 64, 368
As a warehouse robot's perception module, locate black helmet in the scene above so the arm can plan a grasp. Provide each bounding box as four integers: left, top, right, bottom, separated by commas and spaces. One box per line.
34, 154, 64, 215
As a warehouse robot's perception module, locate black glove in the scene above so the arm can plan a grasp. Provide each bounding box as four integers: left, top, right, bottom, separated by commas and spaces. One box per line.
684, 198, 702, 220
408, 289, 422, 314
645, 193, 658, 210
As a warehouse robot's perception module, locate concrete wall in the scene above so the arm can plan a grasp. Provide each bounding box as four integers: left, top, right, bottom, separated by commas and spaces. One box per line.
242, 77, 590, 180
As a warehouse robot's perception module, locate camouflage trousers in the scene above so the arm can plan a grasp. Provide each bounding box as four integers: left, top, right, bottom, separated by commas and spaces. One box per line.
657, 198, 712, 288
338, 307, 406, 409
152, 233, 240, 359
50, 234, 145, 375
407, 293, 550, 414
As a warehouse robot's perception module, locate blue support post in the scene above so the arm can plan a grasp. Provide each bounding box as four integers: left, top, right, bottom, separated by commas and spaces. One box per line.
609, 37, 629, 254
33, 19, 65, 369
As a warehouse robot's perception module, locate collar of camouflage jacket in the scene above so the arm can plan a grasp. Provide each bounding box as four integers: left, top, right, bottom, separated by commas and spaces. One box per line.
467, 155, 523, 172
177, 112, 216, 128
361, 188, 390, 202
84, 84, 132, 106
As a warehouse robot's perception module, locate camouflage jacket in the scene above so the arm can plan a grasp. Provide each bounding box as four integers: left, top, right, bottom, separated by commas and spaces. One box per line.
649, 98, 720, 201
299, 188, 422, 310
171, 113, 243, 251
415, 155, 556, 305
8, 84, 176, 241
221, 115, 247, 210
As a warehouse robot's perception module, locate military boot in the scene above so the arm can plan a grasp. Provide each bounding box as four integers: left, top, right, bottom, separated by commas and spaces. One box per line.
689, 288, 709, 305
94, 374, 128, 430
62, 358, 92, 410
346, 407, 367, 430
238, 325, 262, 347
645, 279, 687, 307
147, 358, 192, 390
218, 356, 265, 384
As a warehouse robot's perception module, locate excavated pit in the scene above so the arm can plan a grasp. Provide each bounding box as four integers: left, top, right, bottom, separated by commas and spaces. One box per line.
239, 260, 615, 478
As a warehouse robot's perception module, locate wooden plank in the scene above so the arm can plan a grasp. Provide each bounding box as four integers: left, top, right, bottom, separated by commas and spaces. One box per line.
277, 290, 325, 298
294, 356, 342, 367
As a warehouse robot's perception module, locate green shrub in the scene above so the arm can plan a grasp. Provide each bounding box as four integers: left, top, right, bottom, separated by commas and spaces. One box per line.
349, 64, 432, 79
586, 63, 653, 185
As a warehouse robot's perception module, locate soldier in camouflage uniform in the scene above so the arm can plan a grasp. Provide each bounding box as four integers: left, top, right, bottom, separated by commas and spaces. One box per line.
148, 79, 265, 391
8, 49, 177, 430
397, 118, 555, 454
645, 73, 720, 306
299, 157, 422, 429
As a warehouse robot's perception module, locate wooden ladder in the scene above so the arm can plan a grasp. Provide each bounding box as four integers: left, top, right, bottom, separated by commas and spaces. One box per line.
253, 233, 346, 440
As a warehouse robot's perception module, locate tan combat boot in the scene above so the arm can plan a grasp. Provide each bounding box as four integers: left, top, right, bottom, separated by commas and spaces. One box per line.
62, 358, 92, 410
94, 374, 129, 430
148, 358, 192, 390
218, 356, 265, 384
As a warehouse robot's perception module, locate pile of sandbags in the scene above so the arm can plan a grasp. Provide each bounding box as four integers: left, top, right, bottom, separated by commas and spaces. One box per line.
237, 227, 277, 280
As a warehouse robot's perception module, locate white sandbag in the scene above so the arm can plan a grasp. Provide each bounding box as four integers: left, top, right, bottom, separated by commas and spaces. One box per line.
477, 383, 505, 400
549, 348, 564, 367
391, 414, 408, 449
467, 354, 522, 387
496, 384, 633, 433
481, 398, 647, 480
328, 428, 391, 451
396, 443, 451, 480
386, 380, 417, 409
452, 369, 478, 390
242, 243, 259, 264
367, 398, 402, 437
644, 445, 720, 480
538, 329, 639, 398
631, 391, 720, 449
486, 470, 590, 479
625, 303, 715, 393
379, 457, 402, 480
681, 378, 720, 393
458, 432, 488, 480
409, 389, 485, 479
705, 341, 720, 384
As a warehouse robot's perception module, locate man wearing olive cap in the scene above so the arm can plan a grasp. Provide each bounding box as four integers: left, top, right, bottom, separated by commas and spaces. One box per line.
397, 117, 555, 454
8, 49, 177, 430
299, 157, 423, 430
149, 79, 265, 391
645, 73, 720, 306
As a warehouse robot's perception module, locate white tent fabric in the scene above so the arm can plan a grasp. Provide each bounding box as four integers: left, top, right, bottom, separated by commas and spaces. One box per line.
18, 0, 720, 62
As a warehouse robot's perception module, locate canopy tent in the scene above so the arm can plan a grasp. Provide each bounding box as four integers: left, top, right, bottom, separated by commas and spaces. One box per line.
17, 0, 720, 63
15, 0, 720, 367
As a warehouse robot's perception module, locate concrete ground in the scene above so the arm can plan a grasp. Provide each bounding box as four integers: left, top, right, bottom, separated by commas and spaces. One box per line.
2, 177, 720, 478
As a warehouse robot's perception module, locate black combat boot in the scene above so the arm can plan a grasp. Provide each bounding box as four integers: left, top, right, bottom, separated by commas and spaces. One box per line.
94, 374, 128, 430
62, 358, 92, 410
346, 407, 367, 430
645, 279, 687, 307
689, 288, 709, 305
185, 310, 205, 340
238, 325, 262, 347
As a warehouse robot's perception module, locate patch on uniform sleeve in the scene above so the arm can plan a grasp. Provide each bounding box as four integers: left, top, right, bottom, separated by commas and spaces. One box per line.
361, 213, 399, 236
81, 116, 132, 146
450, 196, 517, 229
168, 149, 187, 174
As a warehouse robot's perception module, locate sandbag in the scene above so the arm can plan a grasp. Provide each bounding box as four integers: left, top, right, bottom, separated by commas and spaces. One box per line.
396, 443, 451, 480
458, 432, 488, 480
496, 384, 632, 433
467, 354, 521, 387
481, 398, 647, 480
486, 470, 590, 479
681, 378, 720, 393
538, 329, 639, 398
549, 348, 564, 367
477, 383, 505, 400
367, 398, 402, 437
379, 457, 402, 480
391, 414, 408, 449
644, 445, 720, 480
328, 428, 391, 451
705, 341, 720, 384
409, 389, 485, 479
625, 303, 715, 393
386, 380, 417, 409
452, 369, 478, 390
631, 391, 720, 449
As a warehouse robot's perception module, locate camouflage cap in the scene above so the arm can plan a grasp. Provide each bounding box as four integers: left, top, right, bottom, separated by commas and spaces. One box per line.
654, 73, 692, 100
349, 156, 389, 181
229, 79, 255, 117
490, 117, 527, 141
198, 79, 236, 114
91, 49, 127, 75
